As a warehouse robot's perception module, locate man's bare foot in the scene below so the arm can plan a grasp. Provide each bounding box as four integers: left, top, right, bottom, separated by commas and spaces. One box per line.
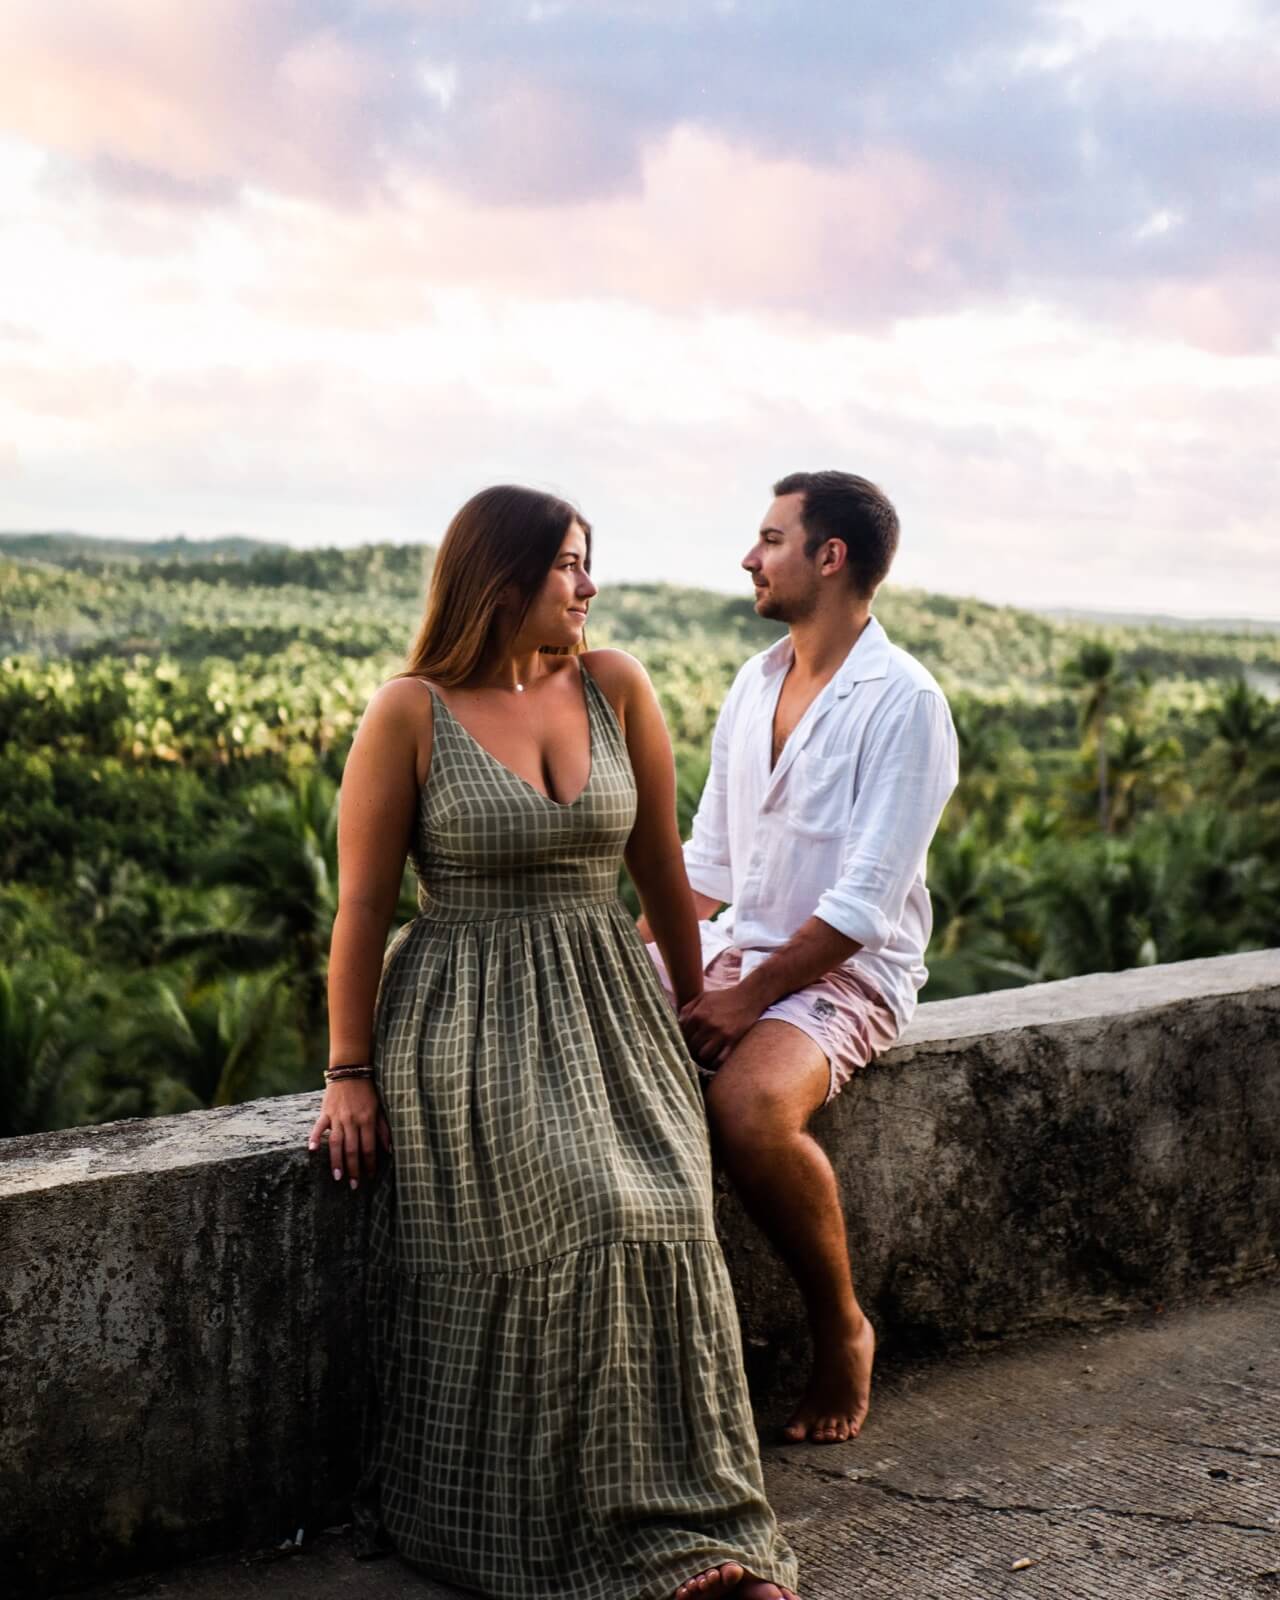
782, 1315, 876, 1444
673, 1564, 799, 1600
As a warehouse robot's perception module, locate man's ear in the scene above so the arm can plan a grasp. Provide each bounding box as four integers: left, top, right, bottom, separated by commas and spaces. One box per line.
820, 538, 849, 578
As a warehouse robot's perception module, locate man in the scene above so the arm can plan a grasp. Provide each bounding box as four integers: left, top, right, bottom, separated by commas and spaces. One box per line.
641, 470, 958, 1445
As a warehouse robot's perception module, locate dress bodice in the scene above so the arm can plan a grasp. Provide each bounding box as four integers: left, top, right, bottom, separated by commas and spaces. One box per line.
409, 664, 637, 923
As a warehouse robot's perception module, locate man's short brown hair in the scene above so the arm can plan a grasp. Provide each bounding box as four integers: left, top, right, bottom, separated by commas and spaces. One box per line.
773, 470, 900, 598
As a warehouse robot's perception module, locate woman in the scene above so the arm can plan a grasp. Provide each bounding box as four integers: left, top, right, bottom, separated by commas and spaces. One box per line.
307, 486, 799, 1600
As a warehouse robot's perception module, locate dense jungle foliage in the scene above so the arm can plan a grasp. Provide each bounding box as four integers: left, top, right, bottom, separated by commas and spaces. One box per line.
2, 532, 1277, 1138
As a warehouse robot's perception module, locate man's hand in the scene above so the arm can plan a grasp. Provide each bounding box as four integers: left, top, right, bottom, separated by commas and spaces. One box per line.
679, 981, 766, 1067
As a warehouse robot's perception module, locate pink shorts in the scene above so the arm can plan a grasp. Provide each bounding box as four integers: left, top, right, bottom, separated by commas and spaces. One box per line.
646, 941, 899, 1106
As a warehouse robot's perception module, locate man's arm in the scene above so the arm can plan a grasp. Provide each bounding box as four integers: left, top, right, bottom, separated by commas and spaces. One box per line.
808, 690, 958, 954
680, 689, 958, 1064
636, 672, 739, 941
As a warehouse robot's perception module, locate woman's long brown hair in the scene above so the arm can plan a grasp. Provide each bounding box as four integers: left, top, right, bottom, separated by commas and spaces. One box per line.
399, 485, 592, 688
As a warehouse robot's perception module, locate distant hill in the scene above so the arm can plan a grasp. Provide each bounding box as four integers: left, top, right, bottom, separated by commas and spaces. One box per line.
3, 531, 1276, 693
0, 532, 283, 565
0, 531, 431, 594
1041, 606, 1280, 637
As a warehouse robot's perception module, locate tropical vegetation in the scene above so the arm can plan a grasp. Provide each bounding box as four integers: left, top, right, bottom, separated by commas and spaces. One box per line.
1, 532, 1276, 1136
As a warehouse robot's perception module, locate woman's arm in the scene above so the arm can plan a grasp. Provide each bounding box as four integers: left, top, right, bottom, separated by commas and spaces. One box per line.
584, 650, 704, 1008
636, 890, 721, 944
308, 678, 429, 1188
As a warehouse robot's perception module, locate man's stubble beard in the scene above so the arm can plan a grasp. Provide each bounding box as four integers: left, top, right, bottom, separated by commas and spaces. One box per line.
755, 585, 818, 625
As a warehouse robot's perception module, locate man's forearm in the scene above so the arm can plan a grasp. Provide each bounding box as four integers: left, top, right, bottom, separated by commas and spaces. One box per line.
740, 915, 861, 1009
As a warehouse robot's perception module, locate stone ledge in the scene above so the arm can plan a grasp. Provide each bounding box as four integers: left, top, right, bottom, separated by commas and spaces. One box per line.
2, 950, 1278, 1595
724, 948, 1280, 1398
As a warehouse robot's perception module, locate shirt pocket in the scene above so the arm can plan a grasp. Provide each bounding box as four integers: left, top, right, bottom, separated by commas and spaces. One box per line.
787, 749, 851, 838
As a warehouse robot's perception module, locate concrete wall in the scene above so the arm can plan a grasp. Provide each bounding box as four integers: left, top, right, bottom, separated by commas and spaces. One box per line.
2, 950, 1277, 1594
721, 950, 1280, 1400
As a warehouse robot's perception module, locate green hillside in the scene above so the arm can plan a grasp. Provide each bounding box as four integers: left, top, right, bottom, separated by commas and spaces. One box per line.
2, 533, 1276, 1139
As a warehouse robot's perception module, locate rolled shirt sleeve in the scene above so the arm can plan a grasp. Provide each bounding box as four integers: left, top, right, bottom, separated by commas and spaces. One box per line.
682, 686, 736, 905
813, 690, 959, 953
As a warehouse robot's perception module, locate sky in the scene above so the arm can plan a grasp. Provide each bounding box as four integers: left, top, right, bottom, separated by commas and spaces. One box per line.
1, 0, 1277, 618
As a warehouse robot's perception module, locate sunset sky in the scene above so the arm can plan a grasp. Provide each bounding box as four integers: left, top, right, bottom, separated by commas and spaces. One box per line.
2, 1, 1277, 617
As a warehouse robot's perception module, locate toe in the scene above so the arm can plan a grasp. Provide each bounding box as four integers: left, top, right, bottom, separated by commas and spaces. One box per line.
677, 1561, 746, 1600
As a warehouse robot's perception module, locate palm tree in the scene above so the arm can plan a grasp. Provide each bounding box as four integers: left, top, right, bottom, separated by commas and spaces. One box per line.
159, 769, 419, 1060
1209, 677, 1276, 770
92, 968, 306, 1120
1062, 641, 1121, 833
162, 771, 339, 1049
1029, 835, 1162, 978
70, 851, 167, 961
922, 824, 1038, 999
0, 962, 96, 1137
1202, 677, 1280, 803
1103, 725, 1185, 832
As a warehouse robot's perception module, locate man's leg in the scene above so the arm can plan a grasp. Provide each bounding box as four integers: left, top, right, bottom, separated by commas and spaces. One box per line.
705, 1019, 874, 1444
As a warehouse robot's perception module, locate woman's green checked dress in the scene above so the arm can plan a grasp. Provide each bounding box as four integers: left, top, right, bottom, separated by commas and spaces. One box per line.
351, 663, 797, 1600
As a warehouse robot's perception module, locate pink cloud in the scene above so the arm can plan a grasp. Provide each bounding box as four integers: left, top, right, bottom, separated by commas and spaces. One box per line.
0, 2, 389, 203
244, 128, 1012, 330
1140, 271, 1280, 357
2, 2, 1276, 354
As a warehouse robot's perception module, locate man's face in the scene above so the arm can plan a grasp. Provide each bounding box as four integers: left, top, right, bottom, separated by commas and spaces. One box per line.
741, 493, 820, 622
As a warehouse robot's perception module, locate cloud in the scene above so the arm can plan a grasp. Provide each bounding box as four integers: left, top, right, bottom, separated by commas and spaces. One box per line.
1, 1, 1277, 346
3, 282, 1275, 616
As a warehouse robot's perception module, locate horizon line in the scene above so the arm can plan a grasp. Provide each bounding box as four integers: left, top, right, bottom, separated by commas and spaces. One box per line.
3, 528, 1279, 631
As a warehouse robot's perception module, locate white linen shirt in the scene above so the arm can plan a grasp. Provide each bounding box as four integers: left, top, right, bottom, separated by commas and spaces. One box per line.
683, 615, 959, 1030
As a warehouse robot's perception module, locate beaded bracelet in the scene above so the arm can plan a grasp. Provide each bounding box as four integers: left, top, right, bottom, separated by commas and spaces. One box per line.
325, 1064, 375, 1082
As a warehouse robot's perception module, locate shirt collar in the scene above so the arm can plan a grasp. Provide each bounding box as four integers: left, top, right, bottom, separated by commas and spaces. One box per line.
760, 614, 891, 694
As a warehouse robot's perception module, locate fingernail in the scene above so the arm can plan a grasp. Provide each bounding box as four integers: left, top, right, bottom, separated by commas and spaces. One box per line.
333, 1168, 342, 1181
307, 1141, 316, 1151
349, 1178, 358, 1190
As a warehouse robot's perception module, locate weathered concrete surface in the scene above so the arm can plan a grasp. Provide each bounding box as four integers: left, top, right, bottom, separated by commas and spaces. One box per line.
58, 1278, 1280, 1599
0, 1100, 373, 1595
2, 950, 1277, 1595
723, 949, 1280, 1401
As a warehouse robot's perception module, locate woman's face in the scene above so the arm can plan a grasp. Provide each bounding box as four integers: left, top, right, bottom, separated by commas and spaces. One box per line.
515, 521, 597, 650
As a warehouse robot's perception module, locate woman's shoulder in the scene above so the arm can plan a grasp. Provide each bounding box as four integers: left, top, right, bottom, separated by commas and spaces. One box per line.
367, 674, 436, 714
355, 675, 436, 788
360, 675, 435, 756
579, 648, 656, 736
579, 647, 649, 695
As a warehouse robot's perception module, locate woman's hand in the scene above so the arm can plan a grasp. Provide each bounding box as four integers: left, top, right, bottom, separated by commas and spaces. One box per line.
307, 1079, 392, 1190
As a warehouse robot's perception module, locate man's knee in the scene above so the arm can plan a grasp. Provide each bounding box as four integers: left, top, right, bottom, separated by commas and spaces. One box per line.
706, 1069, 795, 1152
704, 1023, 828, 1152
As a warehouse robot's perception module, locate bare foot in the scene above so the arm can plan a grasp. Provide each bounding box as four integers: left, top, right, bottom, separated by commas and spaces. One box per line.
673, 1565, 799, 1600
674, 1561, 744, 1599
739, 1580, 801, 1600
782, 1315, 875, 1444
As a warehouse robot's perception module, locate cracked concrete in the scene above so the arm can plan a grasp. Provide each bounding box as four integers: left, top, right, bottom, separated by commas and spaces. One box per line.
7, 952, 1277, 1593
60, 1278, 1280, 1600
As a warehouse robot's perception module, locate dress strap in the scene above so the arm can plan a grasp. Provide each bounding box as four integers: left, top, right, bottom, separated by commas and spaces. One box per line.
578, 661, 627, 760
